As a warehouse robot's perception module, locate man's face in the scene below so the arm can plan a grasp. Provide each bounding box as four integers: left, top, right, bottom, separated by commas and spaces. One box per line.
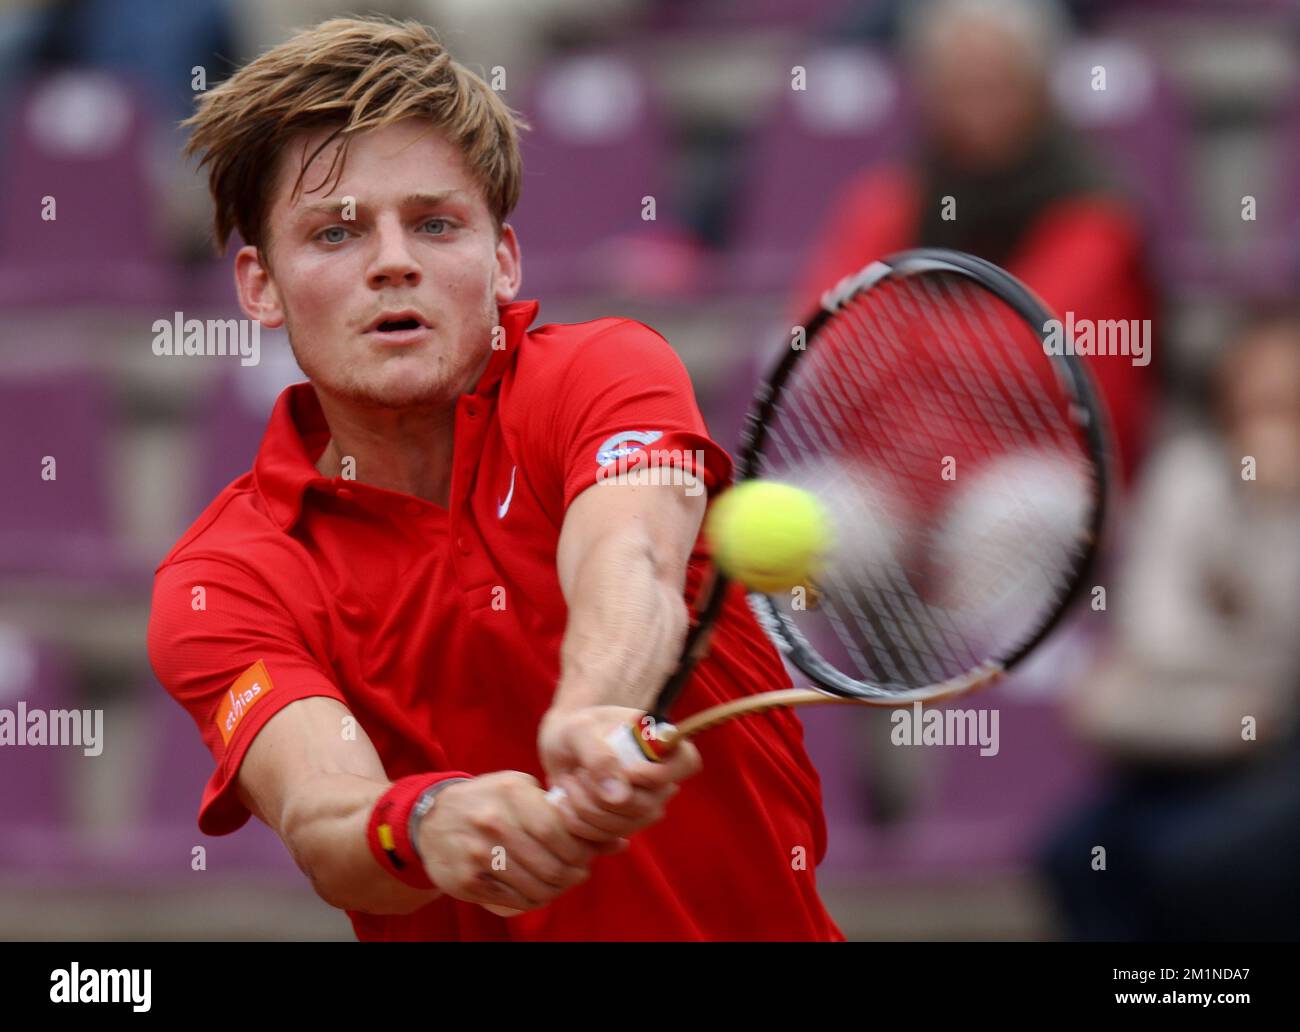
917, 19, 1047, 173
239, 119, 521, 409
1224, 328, 1300, 497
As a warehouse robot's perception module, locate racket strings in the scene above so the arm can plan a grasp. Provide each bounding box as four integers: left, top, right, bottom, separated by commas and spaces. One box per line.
953, 279, 1095, 598
830, 293, 1005, 682
759, 271, 1095, 691
939, 274, 1080, 453
918, 275, 1091, 608
892, 276, 1065, 457
766, 322, 986, 686
820, 279, 1031, 673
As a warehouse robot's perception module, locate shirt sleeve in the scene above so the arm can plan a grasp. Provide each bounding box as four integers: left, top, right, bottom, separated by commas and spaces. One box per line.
540, 320, 734, 513
147, 554, 348, 835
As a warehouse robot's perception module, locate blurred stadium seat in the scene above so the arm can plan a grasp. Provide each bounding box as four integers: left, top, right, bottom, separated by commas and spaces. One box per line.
1257, 84, 1300, 295
0, 71, 173, 308
0, 365, 135, 583
139, 682, 303, 877
0, 626, 79, 870
648, 0, 852, 34
726, 47, 908, 293
810, 624, 1101, 880
510, 53, 703, 298
1113, 0, 1300, 16
1049, 39, 1197, 281
813, 707, 1095, 877
191, 334, 303, 522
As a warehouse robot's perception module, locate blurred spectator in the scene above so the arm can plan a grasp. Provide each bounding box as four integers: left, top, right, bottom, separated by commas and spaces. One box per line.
20, 0, 238, 126
234, 1, 645, 88
1040, 311, 1300, 940
822, 0, 1116, 45
0, 0, 243, 263
424, 0, 646, 78
795, 0, 1156, 484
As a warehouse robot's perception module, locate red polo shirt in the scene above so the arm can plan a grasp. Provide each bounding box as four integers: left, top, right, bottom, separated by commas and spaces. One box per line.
147, 299, 843, 941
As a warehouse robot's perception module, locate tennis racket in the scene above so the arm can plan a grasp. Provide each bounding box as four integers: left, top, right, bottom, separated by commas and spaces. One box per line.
549, 247, 1110, 791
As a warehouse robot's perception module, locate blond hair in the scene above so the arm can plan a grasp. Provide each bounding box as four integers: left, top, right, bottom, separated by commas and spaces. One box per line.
182, 16, 526, 254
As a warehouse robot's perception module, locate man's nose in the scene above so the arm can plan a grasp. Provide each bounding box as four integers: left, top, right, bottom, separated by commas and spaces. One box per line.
367, 220, 422, 288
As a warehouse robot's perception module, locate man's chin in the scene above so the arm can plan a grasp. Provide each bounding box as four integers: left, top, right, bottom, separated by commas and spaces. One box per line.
316, 373, 458, 411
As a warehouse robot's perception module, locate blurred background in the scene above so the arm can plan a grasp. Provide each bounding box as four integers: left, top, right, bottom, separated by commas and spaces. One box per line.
1, 0, 1299, 940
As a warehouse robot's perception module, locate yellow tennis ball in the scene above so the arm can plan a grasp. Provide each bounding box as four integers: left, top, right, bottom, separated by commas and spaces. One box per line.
705, 480, 832, 593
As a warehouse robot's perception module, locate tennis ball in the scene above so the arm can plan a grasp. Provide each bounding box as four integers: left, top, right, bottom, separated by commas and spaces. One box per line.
705, 480, 832, 593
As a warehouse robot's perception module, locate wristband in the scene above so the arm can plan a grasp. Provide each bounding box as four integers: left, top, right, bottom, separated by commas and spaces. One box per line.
367, 771, 472, 890
408, 777, 473, 862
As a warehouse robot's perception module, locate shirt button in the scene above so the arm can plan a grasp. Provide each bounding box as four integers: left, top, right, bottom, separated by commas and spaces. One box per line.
465, 405, 478, 418
456, 535, 471, 555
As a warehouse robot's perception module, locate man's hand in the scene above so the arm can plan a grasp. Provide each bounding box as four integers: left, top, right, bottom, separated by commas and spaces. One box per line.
538, 706, 702, 845
416, 771, 626, 916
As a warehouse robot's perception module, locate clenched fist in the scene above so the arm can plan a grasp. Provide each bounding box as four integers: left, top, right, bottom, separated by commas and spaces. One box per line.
416, 771, 626, 916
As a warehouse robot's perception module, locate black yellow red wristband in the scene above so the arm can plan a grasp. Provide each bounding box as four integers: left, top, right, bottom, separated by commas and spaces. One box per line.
367, 772, 472, 890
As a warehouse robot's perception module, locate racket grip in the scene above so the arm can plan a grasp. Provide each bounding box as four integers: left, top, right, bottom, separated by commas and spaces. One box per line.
544, 719, 674, 805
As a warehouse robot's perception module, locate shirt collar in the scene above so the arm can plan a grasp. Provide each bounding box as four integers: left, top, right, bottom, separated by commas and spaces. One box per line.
253, 298, 540, 531
476, 298, 539, 395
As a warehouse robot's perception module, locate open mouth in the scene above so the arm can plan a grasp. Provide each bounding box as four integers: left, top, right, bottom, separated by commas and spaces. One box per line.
376, 318, 421, 332
367, 311, 429, 335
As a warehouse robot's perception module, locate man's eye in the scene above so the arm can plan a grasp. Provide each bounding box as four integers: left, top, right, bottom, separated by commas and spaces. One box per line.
421, 218, 450, 235
318, 226, 350, 244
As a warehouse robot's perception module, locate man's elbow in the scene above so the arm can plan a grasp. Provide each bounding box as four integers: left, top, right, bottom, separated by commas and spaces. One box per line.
279, 797, 439, 916
294, 840, 440, 916
305, 860, 437, 916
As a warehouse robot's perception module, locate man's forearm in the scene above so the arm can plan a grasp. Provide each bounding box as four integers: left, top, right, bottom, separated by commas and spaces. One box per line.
275, 772, 441, 916
552, 530, 689, 714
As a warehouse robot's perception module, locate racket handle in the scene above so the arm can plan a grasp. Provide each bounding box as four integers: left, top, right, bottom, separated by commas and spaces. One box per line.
544, 719, 675, 804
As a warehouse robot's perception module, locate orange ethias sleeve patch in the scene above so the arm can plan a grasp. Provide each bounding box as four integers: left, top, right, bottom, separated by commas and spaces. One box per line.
215, 659, 275, 745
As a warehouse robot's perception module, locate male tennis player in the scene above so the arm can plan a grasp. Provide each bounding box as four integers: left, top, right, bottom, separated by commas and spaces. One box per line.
147, 16, 842, 940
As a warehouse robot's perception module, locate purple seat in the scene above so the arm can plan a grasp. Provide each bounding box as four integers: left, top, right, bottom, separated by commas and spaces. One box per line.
0, 70, 174, 307
139, 682, 300, 877
0, 367, 129, 582
509, 54, 696, 297
143, 684, 218, 832
726, 47, 908, 293
648, 0, 851, 33
0, 627, 80, 869
810, 699, 1098, 878
800, 621, 1101, 878
1250, 84, 1300, 298
1050, 39, 1196, 281
1103, 0, 1300, 18
178, 236, 243, 312
190, 343, 303, 521
697, 317, 790, 448
195, 369, 270, 514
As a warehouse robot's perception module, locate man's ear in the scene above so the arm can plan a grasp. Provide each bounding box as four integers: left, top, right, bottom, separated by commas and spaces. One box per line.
234, 244, 286, 328
494, 223, 522, 305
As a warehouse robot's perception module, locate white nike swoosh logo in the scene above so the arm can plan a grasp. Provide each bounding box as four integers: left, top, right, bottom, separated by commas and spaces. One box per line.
497, 465, 517, 519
